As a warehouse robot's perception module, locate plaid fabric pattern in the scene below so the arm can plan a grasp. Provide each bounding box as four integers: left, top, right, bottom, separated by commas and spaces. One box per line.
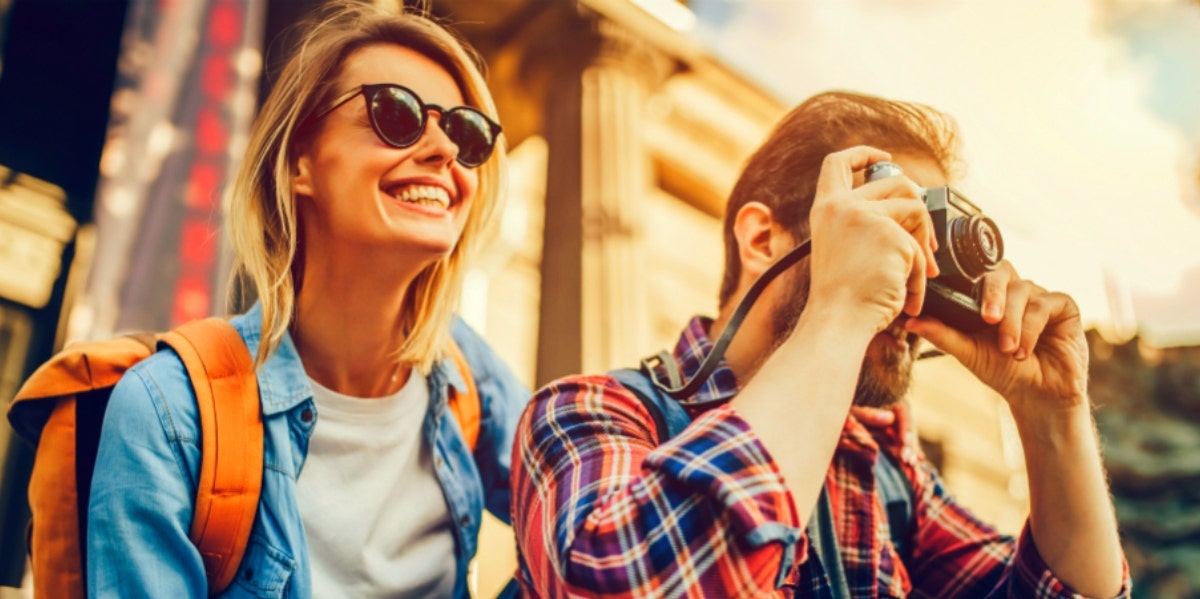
512, 317, 1130, 598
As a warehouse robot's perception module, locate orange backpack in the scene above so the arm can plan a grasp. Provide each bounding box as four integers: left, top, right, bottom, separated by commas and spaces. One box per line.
7, 318, 481, 597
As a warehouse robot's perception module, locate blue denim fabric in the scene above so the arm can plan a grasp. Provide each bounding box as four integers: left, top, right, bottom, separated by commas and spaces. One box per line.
86, 303, 528, 598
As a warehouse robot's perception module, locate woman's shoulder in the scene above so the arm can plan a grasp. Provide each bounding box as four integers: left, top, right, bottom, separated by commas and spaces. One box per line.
447, 315, 531, 405
109, 347, 201, 441
120, 347, 193, 397
120, 309, 261, 399
449, 315, 488, 351
448, 316, 506, 375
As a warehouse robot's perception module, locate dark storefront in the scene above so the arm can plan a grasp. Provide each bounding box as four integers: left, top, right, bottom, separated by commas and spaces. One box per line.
0, 0, 127, 586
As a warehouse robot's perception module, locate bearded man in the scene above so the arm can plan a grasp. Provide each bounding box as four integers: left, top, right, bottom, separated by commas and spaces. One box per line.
510, 91, 1129, 598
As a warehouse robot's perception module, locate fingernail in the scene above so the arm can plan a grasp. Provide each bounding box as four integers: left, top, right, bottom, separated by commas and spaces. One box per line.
1001, 335, 1016, 352
1014, 347, 1027, 361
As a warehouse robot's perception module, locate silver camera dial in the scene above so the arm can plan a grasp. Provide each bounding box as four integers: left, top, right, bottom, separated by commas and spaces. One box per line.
864, 161, 905, 183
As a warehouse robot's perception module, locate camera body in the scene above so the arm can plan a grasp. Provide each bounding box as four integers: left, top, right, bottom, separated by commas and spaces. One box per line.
864, 161, 1004, 332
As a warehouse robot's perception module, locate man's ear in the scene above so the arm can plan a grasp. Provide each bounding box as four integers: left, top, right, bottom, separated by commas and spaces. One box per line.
293, 153, 314, 198
733, 202, 794, 281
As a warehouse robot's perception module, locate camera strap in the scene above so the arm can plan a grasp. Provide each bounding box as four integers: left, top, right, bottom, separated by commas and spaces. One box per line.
645, 238, 949, 400
810, 487, 852, 599
643, 240, 812, 401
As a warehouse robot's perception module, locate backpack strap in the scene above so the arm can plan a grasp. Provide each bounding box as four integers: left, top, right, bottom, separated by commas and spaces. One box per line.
608, 367, 691, 443
873, 451, 914, 563
445, 341, 480, 452
160, 318, 261, 594
809, 487, 851, 599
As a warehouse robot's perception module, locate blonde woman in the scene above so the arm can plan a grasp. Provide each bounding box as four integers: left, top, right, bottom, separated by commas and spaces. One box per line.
86, 4, 526, 597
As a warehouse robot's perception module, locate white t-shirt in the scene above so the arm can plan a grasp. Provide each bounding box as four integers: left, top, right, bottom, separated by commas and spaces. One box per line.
296, 370, 456, 598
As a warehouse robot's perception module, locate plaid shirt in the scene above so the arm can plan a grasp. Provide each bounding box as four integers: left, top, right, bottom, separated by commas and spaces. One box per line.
512, 316, 1131, 598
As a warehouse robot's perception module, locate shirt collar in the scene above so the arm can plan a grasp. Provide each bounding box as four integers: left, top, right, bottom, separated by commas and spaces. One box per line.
231, 302, 313, 416
666, 315, 912, 460
840, 404, 916, 460
661, 316, 742, 406
427, 344, 469, 408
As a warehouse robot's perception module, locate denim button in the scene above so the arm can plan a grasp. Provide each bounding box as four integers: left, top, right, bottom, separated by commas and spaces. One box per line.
300, 408, 313, 423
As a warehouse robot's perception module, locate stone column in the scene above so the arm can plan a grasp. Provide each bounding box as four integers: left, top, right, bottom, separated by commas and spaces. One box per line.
536, 18, 671, 385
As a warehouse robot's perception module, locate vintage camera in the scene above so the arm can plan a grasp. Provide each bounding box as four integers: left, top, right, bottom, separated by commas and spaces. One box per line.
864, 161, 1004, 331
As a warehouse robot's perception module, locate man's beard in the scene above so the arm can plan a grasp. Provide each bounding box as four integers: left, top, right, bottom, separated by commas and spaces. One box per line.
770, 269, 918, 408
852, 331, 918, 408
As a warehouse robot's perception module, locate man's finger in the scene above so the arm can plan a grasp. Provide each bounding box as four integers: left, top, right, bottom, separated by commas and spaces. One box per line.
856, 175, 925, 202
999, 280, 1031, 355
815, 146, 893, 197
905, 315, 974, 363
851, 406, 896, 428
871, 200, 940, 279
904, 236, 927, 317
978, 264, 1014, 324
1015, 288, 1061, 361
871, 198, 932, 235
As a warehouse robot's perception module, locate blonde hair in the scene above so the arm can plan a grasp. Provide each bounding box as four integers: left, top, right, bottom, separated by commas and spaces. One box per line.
227, 1, 505, 372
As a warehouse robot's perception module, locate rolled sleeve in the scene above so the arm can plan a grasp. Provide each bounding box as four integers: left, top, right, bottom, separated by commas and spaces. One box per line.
1011, 524, 1132, 599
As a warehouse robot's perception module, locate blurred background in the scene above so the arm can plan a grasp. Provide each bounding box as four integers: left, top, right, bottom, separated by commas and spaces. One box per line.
0, 0, 1197, 597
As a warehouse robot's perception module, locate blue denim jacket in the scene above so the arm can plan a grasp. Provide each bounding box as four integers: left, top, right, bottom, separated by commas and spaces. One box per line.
86, 303, 529, 598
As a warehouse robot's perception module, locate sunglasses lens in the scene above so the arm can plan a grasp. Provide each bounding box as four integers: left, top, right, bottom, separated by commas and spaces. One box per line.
443, 109, 497, 168
370, 87, 424, 147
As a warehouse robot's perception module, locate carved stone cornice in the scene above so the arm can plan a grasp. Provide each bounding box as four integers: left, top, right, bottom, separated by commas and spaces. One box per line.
591, 18, 675, 91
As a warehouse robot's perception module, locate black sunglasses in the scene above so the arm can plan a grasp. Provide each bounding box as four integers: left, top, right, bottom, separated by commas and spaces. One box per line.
313, 83, 502, 168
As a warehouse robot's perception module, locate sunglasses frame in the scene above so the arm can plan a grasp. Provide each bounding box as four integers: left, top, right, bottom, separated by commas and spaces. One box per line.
312, 83, 502, 168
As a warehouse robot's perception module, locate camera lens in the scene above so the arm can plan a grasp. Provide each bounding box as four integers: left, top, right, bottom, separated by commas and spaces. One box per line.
949, 214, 1004, 279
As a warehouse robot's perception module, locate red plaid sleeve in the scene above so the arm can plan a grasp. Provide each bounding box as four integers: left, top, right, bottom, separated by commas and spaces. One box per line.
1010, 524, 1132, 599
905, 457, 1131, 598
511, 375, 804, 598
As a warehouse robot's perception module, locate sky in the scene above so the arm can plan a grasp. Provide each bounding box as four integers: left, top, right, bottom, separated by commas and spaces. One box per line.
687, 0, 1200, 346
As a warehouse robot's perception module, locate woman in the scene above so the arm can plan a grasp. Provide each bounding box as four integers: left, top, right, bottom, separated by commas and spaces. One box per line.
86, 3, 527, 597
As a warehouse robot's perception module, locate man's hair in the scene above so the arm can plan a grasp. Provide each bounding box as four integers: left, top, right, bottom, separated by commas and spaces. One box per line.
226, 1, 505, 372
718, 90, 962, 306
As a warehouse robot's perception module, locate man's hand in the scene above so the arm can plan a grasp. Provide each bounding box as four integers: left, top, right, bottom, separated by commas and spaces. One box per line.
850, 406, 896, 428
908, 263, 1127, 597
806, 146, 940, 338
904, 261, 1090, 417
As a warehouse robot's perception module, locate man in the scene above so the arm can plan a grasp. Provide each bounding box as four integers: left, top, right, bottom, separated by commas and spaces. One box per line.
510, 91, 1129, 597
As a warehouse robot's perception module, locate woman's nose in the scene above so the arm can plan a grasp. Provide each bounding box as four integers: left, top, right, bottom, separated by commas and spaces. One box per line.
410, 111, 459, 168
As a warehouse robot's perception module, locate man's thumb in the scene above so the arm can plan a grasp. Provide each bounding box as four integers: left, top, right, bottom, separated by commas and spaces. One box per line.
905, 316, 973, 361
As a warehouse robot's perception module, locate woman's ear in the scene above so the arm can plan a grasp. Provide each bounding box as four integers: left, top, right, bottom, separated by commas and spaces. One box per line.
293, 154, 314, 198
733, 202, 794, 282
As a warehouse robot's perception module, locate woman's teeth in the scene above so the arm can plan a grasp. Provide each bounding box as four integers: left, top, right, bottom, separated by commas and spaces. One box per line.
393, 185, 451, 209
